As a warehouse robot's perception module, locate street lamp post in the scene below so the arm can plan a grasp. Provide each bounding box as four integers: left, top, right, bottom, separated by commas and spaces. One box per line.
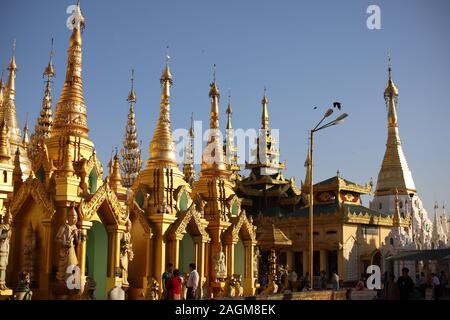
308, 108, 348, 289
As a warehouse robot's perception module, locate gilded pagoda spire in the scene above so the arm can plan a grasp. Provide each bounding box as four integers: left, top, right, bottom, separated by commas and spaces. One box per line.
31, 38, 56, 157
22, 115, 30, 147
302, 146, 311, 190
147, 53, 178, 167
442, 202, 449, 241
52, 1, 89, 138
201, 64, 227, 175
13, 147, 23, 190
261, 87, 269, 130
2, 40, 22, 147
432, 201, 444, 246
374, 54, 416, 196
245, 88, 285, 175
224, 94, 240, 175
110, 148, 123, 191
226, 95, 233, 130
393, 189, 401, 226
120, 69, 142, 188
183, 113, 195, 185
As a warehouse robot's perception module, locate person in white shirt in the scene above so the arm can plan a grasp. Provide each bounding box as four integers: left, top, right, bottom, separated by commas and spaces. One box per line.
187, 263, 199, 299
432, 273, 442, 300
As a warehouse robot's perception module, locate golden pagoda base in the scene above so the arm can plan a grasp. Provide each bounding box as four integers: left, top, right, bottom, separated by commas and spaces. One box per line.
0, 289, 13, 300
210, 281, 226, 298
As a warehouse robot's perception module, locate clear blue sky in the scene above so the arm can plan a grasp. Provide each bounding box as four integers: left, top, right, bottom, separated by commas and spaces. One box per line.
1, 0, 449, 218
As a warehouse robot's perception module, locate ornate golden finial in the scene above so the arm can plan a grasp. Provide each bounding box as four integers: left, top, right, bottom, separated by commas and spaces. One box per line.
161, 46, 173, 83
30, 39, 56, 161
209, 64, 220, 98
44, 38, 56, 78
147, 57, 177, 166
73, 0, 85, 31
384, 51, 399, 98
9, 40, 17, 71
165, 45, 171, 65
53, 1, 88, 138
121, 68, 142, 187
388, 51, 392, 80
127, 69, 136, 103
261, 87, 269, 130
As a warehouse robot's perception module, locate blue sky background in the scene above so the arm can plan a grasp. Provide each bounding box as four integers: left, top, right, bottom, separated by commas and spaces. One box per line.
1, 0, 449, 218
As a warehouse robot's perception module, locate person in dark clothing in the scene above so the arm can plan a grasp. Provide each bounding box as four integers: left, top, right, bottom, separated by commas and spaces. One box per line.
397, 267, 414, 300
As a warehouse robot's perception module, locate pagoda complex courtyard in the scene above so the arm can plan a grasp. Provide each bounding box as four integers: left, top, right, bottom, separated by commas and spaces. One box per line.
0, 2, 449, 300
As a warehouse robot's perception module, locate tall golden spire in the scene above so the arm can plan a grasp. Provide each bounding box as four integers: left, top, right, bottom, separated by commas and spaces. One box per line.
2, 40, 22, 147
375, 54, 416, 196
201, 64, 227, 174
147, 52, 178, 167
226, 94, 233, 130
22, 114, 30, 147
208, 64, 220, 129
261, 87, 269, 130
302, 146, 311, 189
52, 1, 89, 138
110, 148, 123, 190
30, 38, 56, 159
224, 94, 240, 175
121, 69, 142, 188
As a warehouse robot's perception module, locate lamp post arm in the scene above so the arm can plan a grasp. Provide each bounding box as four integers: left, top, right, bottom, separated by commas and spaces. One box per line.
309, 129, 314, 288
313, 116, 327, 131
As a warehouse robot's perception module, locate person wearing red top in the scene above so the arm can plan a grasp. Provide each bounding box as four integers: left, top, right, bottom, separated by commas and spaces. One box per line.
169, 269, 183, 300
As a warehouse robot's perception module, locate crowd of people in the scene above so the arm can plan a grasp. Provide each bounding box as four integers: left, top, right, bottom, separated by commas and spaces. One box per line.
160, 262, 448, 300
356, 267, 449, 300
259, 268, 340, 292
161, 262, 199, 300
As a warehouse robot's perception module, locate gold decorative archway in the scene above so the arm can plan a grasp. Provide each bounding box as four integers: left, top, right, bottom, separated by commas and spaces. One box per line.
79, 181, 128, 226
10, 178, 55, 220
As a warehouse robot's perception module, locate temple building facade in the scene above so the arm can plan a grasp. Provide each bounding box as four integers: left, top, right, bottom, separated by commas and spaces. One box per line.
0, 2, 448, 300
